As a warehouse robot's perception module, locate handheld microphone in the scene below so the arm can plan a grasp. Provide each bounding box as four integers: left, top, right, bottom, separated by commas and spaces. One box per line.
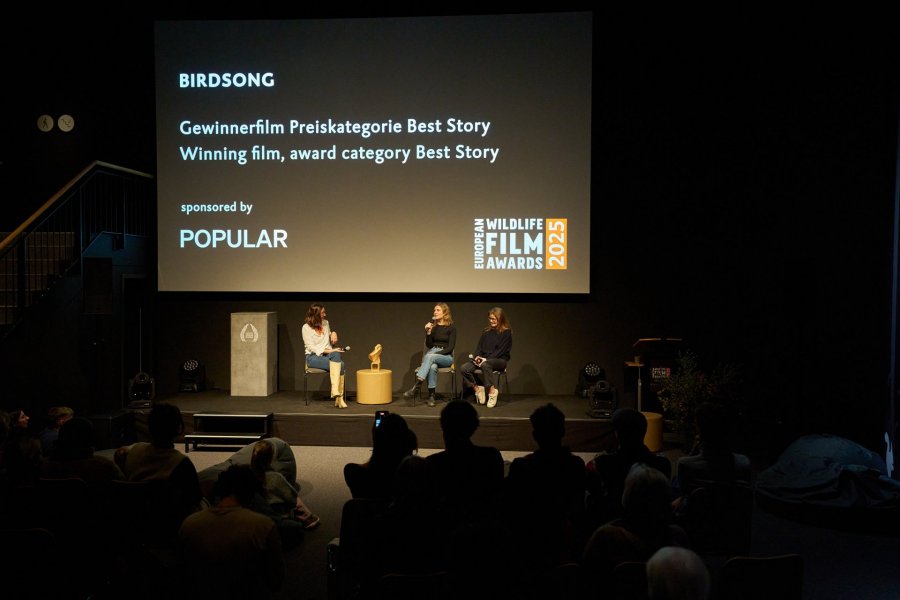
337, 346, 350, 351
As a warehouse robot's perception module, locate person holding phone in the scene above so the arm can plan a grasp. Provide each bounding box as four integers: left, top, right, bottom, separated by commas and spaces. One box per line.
460, 307, 512, 408
302, 303, 347, 409
403, 302, 457, 407
343, 411, 418, 499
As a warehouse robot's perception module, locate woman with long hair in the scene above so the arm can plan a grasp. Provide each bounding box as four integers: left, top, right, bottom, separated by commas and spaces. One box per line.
301, 303, 347, 408
403, 302, 457, 407
459, 306, 512, 408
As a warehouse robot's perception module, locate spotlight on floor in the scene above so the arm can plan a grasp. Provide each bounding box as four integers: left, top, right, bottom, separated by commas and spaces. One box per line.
128, 371, 155, 408
180, 359, 206, 392
580, 362, 616, 418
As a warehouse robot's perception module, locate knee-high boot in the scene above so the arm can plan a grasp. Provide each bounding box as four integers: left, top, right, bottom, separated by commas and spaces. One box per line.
330, 362, 347, 408
338, 374, 347, 408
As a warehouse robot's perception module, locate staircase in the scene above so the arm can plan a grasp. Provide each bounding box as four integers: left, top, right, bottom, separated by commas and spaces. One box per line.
0, 161, 155, 334
0, 231, 77, 326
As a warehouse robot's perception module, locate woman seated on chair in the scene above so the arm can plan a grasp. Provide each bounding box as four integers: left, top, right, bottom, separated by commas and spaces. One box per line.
301, 303, 347, 409
460, 306, 512, 408
403, 302, 457, 407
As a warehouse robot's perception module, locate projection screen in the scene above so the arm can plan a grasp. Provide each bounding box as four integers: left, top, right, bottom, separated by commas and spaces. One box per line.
155, 13, 592, 293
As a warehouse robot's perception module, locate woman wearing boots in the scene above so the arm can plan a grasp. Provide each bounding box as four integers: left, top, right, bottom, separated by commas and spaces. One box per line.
403, 303, 457, 407
302, 303, 347, 408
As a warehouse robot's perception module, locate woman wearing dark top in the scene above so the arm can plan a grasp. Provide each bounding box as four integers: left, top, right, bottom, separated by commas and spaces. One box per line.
344, 413, 418, 499
460, 307, 512, 408
403, 303, 457, 407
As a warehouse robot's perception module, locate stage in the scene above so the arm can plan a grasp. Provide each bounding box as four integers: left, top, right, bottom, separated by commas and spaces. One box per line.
132, 389, 620, 453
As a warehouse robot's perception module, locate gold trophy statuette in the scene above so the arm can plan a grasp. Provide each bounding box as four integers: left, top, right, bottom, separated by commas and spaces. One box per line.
368, 344, 383, 370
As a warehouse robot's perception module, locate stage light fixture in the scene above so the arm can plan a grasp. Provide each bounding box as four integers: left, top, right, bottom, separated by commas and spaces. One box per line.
579, 362, 617, 419
179, 359, 206, 392
128, 371, 155, 408
582, 362, 605, 385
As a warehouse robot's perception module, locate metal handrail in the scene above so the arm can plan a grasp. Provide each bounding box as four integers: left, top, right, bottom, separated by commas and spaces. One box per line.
0, 161, 155, 332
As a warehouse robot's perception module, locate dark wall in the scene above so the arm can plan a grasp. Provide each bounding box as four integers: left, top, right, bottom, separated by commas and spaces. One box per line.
3, 12, 899, 454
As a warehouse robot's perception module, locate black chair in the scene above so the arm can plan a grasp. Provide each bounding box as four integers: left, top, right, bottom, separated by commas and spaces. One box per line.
718, 553, 803, 600
466, 365, 509, 406
679, 481, 754, 556
327, 497, 391, 600
612, 561, 650, 600
304, 363, 329, 405
409, 353, 457, 406
472, 366, 509, 393
4, 528, 62, 599
374, 571, 450, 600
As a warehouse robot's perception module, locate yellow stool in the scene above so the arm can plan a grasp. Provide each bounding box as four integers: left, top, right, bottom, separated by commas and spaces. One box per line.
356, 369, 393, 405
642, 411, 663, 452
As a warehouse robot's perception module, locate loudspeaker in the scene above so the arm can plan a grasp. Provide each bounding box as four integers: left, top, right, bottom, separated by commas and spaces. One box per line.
90, 410, 135, 450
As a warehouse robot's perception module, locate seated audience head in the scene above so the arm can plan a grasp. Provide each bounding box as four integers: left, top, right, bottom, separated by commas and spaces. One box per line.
439, 399, 480, 445
612, 407, 648, 449
148, 402, 185, 446
46, 406, 75, 430
52, 417, 95, 460
530, 402, 566, 448
371, 412, 417, 466
622, 462, 674, 529
392, 454, 435, 505
250, 439, 276, 475
7, 409, 30, 432
213, 464, 263, 507
646, 546, 711, 600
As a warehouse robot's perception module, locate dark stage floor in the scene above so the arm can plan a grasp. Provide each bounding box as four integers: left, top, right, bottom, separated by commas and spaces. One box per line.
150, 389, 618, 453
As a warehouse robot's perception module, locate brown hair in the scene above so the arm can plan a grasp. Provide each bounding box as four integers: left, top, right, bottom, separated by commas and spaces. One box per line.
435, 302, 453, 326
304, 303, 326, 331
485, 306, 511, 332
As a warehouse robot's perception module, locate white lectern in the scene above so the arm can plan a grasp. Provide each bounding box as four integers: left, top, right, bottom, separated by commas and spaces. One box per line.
230, 312, 277, 397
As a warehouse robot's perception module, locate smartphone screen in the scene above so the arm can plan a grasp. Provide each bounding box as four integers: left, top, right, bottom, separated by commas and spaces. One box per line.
375, 410, 388, 428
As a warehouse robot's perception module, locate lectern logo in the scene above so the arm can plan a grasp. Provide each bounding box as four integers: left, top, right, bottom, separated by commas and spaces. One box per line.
240, 323, 260, 343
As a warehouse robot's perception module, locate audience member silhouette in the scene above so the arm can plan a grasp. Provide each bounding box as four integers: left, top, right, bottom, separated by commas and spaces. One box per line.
427, 400, 506, 598
178, 464, 284, 600
199, 436, 298, 500
426, 399, 504, 522
585, 407, 672, 531
505, 402, 588, 565
115, 402, 204, 539
1, 408, 43, 486
646, 546, 711, 600
373, 454, 449, 577
250, 439, 319, 530
582, 463, 690, 595
344, 411, 418, 500
41, 417, 124, 483
673, 401, 751, 512
38, 405, 74, 456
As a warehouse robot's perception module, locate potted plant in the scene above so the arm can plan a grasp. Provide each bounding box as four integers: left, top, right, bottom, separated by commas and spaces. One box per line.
657, 350, 740, 447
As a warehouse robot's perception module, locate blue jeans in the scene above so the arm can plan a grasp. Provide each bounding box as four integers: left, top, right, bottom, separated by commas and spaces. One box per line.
416, 347, 454, 388
306, 352, 344, 374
